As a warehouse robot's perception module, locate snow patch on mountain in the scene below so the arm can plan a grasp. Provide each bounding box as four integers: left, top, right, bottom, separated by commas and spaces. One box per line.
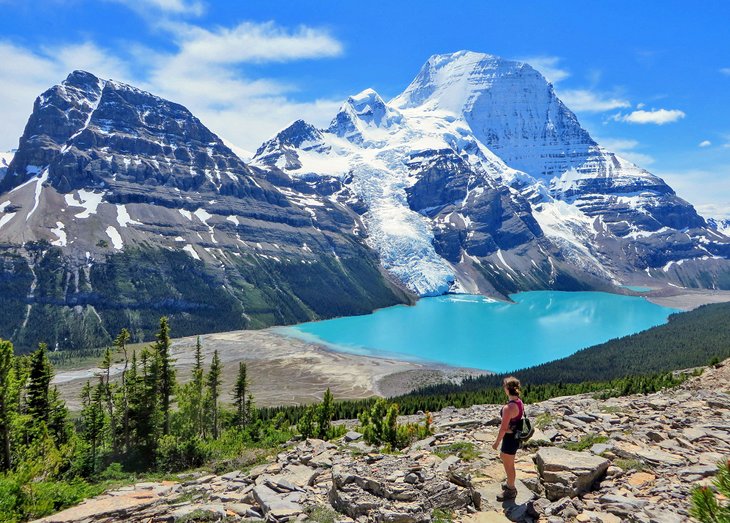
183, 244, 201, 260
67, 190, 104, 219
116, 204, 142, 227
105, 226, 123, 250
0, 200, 17, 229
51, 222, 67, 247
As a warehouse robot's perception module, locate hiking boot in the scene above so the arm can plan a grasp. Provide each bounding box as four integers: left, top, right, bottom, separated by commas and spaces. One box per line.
496, 486, 517, 501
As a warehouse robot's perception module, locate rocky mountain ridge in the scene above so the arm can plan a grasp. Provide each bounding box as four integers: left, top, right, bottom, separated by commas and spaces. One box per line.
34, 359, 730, 523
0, 71, 410, 351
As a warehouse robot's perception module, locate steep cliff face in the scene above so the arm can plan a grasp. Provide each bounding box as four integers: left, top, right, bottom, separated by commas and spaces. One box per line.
255, 51, 730, 295
0, 72, 410, 351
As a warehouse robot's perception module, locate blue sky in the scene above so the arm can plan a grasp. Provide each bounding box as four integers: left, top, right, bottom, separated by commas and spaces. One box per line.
2, 0, 729, 217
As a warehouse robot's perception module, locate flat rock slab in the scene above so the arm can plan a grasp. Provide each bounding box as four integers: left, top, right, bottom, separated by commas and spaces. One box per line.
280, 464, 319, 488
614, 442, 684, 467
33, 491, 164, 522
626, 472, 656, 487
577, 510, 621, 523
463, 512, 513, 522
252, 484, 303, 519
599, 493, 648, 516
478, 480, 535, 509
169, 503, 226, 521
534, 448, 609, 501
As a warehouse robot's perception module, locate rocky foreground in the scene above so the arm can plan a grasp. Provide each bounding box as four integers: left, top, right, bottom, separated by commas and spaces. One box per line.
36, 361, 730, 523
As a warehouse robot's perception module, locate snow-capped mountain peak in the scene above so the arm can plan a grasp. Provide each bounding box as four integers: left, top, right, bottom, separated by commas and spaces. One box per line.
328, 88, 403, 144
253, 51, 730, 296
392, 51, 530, 113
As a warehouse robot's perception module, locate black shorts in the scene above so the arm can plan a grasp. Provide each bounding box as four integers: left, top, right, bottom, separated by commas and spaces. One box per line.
501, 433, 520, 455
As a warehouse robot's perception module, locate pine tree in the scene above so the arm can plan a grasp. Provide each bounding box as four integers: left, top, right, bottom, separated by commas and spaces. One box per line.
26, 343, 53, 424
114, 328, 131, 453
316, 388, 334, 439
130, 348, 161, 462
206, 350, 222, 440
245, 394, 256, 423
296, 405, 315, 439
691, 459, 730, 522
100, 347, 118, 453
233, 362, 248, 429
176, 337, 207, 439
153, 317, 175, 436
193, 337, 204, 436
0, 339, 15, 471
80, 380, 106, 475
47, 386, 70, 445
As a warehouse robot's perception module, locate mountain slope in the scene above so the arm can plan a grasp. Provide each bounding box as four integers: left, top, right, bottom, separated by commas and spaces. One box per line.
254, 51, 730, 296
0, 71, 411, 351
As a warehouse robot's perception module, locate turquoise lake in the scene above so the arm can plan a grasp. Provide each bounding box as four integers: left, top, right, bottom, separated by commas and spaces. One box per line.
279, 291, 680, 372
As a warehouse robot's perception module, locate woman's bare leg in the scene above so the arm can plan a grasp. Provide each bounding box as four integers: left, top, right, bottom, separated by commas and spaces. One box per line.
500, 452, 516, 489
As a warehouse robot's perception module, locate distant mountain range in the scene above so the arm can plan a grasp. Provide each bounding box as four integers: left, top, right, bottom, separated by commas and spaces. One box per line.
1, 52, 728, 350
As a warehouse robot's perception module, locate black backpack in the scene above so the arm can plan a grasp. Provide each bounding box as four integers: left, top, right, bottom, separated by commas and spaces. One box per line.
513, 414, 535, 441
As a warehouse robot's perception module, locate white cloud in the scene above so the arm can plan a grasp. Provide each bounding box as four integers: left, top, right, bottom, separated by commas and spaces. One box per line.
598, 137, 655, 166
0, 20, 345, 152
614, 108, 686, 125
519, 56, 570, 84
559, 89, 631, 113
720, 67, 730, 76
166, 21, 343, 64
699, 140, 712, 148
656, 167, 730, 220
518, 57, 632, 115
108, 0, 205, 16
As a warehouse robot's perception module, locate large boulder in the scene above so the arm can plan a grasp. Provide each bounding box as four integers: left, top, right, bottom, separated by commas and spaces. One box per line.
534, 448, 610, 501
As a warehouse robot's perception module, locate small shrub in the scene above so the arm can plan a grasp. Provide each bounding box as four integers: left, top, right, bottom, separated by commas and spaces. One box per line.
563, 434, 608, 452
432, 508, 454, 522
175, 508, 224, 522
534, 412, 554, 429
0, 477, 102, 522
358, 399, 432, 450
98, 462, 129, 481
614, 458, 646, 472
434, 442, 479, 461
305, 505, 339, 523
599, 405, 623, 414
157, 435, 211, 472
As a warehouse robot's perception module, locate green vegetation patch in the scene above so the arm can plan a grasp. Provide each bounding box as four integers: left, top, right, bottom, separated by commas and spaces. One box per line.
563, 434, 609, 452
534, 412, 555, 429
434, 442, 480, 461
432, 508, 455, 523
305, 505, 340, 523
614, 458, 647, 472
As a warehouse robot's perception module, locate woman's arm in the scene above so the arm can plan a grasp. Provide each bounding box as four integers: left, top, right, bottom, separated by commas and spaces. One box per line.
492, 403, 516, 450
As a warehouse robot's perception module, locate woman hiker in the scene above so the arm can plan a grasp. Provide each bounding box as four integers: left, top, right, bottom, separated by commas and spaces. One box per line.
491, 376, 524, 501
